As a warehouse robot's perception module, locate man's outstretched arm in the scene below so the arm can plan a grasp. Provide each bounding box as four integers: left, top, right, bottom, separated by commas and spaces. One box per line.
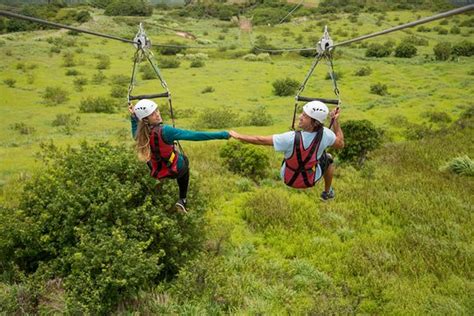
229, 131, 274, 146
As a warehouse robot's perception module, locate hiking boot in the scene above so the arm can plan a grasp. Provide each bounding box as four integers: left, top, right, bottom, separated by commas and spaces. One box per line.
320, 187, 335, 201
175, 198, 188, 213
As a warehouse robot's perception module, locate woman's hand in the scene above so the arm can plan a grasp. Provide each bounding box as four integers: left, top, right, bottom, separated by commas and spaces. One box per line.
128, 103, 135, 116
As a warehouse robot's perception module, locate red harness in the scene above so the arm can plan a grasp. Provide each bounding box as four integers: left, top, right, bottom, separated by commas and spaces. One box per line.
149, 125, 180, 179
283, 128, 323, 189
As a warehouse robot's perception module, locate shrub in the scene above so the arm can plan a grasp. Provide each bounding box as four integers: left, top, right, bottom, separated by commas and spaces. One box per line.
140, 64, 156, 80
104, 0, 153, 16
252, 7, 290, 25
194, 108, 237, 129
190, 59, 205, 68
92, 71, 106, 84
404, 35, 429, 46
370, 83, 388, 96
450, 25, 461, 34
79, 96, 117, 113
440, 156, 474, 176
272, 77, 300, 97
245, 105, 273, 126
425, 111, 451, 124
65, 69, 80, 76
338, 119, 383, 166
110, 74, 129, 86
365, 43, 392, 57
158, 40, 186, 55
201, 86, 214, 94
433, 42, 451, 61
0, 142, 205, 314
158, 57, 180, 69
42, 86, 69, 105
325, 71, 343, 80
73, 77, 88, 92
10, 122, 35, 135
52, 113, 80, 134
354, 66, 372, 76
452, 40, 474, 57
220, 141, 270, 180
394, 42, 417, 58
110, 85, 127, 98
62, 52, 75, 67
417, 25, 431, 32
299, 48, 317, 58
3, 78, 16, 88
96, 54, 111, 70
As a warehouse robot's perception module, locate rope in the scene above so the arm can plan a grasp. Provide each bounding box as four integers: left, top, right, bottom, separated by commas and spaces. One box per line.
0, 10, 137, 44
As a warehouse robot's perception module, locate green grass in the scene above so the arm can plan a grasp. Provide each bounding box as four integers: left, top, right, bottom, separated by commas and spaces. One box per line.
1, 7, 473, 314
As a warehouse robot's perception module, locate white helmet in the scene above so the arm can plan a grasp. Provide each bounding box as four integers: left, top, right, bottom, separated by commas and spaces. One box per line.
303, 101, 329, 123
133, 99, 157, 121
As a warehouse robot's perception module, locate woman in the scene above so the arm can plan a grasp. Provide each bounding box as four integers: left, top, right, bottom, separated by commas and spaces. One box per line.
131, 99, 230, 213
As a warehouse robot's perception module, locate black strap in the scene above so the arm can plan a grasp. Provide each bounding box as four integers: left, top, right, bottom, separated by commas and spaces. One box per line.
286, 128, 323, 187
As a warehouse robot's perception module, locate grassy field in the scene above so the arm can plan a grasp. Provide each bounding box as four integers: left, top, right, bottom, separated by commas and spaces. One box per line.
0, 5, 473, 314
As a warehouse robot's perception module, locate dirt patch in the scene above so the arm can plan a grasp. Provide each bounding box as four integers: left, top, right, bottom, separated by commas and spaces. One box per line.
238, 16, 252, 33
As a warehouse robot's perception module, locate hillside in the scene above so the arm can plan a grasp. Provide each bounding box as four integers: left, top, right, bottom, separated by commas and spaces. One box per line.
0, 2, 473, 314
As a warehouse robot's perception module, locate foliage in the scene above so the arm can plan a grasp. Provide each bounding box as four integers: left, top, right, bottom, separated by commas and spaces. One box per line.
433, 42, 451, 61
220, 141, 270, 180
338, 119, 383, 166
110, 85, 127, 99
403, 35, 429, 46
325, 71, 343, 80
272, 77, 300, 97
354, 66, 372, 76
250, 35, 282, 56
91, 71, 107, 84
73, 77, 88, 92
452, 40, 474, 57
251, 7, 291, 26
79, 96, 117, 113
440, 156, 474, 176
365, 43, 392, 57
139, 64, 156, 80
190, 59, 205, 68
424, 111, 451, 124
104, 0, 153, 16
0, 142, 205, 314
158, 41, 187, 56
10, 122, 35, 135
394, 42, 417, 58
201, 86, 214, 94
194, 108, 238, 129
245, 105, 273, 127
65, 69, 80, 76
158, 57, 180, 69
3, 78, 16, 88
52, 113, 81, 135
370, 83, 388, 96
42, 86, 69, 105
96, 54, 111, 70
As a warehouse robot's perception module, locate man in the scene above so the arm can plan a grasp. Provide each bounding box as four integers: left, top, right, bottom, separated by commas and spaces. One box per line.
229, 101, 344, 200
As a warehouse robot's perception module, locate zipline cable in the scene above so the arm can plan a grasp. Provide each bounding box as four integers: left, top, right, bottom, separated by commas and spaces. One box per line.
0, 9, 137, 44
278, 0, 305, 24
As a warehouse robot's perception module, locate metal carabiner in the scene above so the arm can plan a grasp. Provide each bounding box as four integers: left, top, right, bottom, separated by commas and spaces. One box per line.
317, 25, 333, 54
133, 23, 151, 50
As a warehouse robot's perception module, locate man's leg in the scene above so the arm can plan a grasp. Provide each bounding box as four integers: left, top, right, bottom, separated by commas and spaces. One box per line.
323, 162, 335, 193
320, 152, 335, 201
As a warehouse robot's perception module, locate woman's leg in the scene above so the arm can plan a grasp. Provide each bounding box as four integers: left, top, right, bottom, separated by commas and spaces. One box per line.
176, 168, 189, 200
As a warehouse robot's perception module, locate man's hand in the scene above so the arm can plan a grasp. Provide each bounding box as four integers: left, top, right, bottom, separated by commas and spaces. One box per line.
330, 107, 340, 120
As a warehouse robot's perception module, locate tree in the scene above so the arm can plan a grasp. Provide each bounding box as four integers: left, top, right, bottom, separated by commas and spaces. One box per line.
338, 120, 383, 167
433, 42, 451, 61
104, 0, 153, 16
394, 42, 417, 58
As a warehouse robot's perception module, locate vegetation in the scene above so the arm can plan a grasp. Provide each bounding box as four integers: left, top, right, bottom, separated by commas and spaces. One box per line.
272, 77, 300, 96
79, 96, 117, 113
220, 141, 270, 180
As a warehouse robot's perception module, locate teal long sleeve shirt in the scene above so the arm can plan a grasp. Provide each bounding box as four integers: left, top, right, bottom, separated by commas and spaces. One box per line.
130, 116, 229, 170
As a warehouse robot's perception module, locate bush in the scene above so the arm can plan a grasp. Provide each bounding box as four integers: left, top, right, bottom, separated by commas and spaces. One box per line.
79, 96, 117, 113
354, 66, 372, 76
73, 77, 88, 92
0, 142, 205, 314
96, 54, 111, 70
425, 111, 451, 124
42, 86, 69, 105
404, 35, 429, 46
220, 141, 270, 180
365, 43, 392, 57
62, 52, 75, 67
65, 69, 80, 76
450, 25, 461, 34
190, 59, 205, 68
325, 71, 343, 80
452, 40, 474, 57
440, 156, 474, 176
10, 122, 35, 135
52, 113, 80, 134
140, 64, 156, 80
272, 77, 300, 97
158, 40, 187, 55
370, 83, 388, 96
394, 42, 417, 58
252, 7, 290, 25
338, 119, 383, 166
194, 108, 237, 129
417, 25, 431, 32
110, 85, 127, 98
91, 71, 106, 84
433, 42, 451, 61
110, 74, 129, 86
201, 86, 214, 94
245, 105, 273, 126
104, 0, 153, 16
158, 57, 180, 69
3, 78, 16, 88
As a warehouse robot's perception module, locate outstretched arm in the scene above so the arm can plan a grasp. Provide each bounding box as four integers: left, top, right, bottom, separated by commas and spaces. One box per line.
330, 108, 344, 149
229, 131, 273, 146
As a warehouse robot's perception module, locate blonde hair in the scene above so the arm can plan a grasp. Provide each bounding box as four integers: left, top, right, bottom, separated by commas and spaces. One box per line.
136, 119, 152, 161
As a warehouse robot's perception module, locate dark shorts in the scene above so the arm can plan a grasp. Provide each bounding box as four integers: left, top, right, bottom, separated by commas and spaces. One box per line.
319, 151, 333, 176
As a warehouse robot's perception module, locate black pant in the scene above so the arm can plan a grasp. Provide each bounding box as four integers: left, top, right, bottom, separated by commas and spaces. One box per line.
176, 156, 189, 200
